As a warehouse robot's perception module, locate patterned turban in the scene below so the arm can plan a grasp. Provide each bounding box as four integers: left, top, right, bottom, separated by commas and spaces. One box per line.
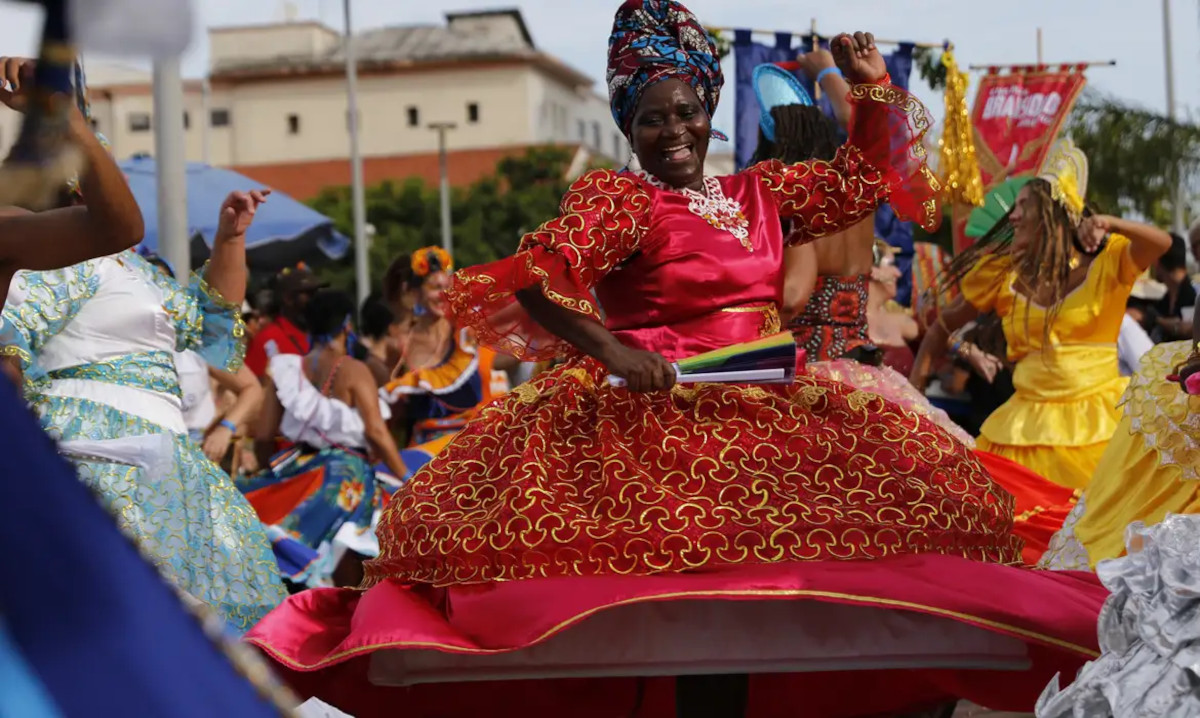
606, 0, 726, 140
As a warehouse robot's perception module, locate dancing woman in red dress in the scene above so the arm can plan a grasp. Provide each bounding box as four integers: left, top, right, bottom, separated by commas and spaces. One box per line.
246, 3, 1106, 716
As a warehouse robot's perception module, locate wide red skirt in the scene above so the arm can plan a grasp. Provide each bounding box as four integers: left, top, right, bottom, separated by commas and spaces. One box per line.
247, 555, 1104, 717
247, 363, 1104, 716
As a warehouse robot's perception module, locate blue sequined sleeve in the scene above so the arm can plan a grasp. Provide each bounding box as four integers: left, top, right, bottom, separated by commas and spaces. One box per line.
155, 262, 247, 373
0, 264, 101, 379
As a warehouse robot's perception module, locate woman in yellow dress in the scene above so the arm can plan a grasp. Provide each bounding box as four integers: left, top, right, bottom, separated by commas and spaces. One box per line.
1039, 297, 1200, 569
911, 139, 1172, 490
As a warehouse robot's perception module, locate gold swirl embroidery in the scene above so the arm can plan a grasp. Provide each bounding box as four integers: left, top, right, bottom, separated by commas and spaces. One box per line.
721, 304, 781, 337
364, 359, 1022, 588
512, 383, 541, 404
447, 170, 652, 363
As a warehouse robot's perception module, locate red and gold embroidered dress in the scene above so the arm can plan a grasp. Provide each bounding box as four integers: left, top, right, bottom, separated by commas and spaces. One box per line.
246, 84, 1105, 717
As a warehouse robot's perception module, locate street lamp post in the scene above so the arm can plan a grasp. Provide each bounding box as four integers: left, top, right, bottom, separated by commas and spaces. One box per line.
428, 122, 457, 256
152, 57, 188, 277
343, 0, 369, 306
1163, 0, 1186, 234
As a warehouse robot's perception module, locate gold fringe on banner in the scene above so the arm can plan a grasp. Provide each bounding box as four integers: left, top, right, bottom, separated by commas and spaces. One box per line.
937, 50, 984, 208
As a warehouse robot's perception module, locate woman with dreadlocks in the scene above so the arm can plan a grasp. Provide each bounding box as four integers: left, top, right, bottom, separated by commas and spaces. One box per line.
911, 138, 1172, 492
750, 53, 973, 445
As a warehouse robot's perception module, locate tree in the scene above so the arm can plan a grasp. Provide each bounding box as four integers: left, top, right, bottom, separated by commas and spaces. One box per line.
912, 47, 947, 92
1066, 90, 1200, 226
308, 146, 580, 293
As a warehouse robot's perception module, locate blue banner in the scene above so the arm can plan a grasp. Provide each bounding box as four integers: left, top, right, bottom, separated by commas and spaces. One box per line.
733, 34, 918, 304
0, 375, 286, 718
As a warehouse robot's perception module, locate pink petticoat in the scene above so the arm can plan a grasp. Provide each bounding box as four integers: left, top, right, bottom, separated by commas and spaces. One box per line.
806, 359, 975, 447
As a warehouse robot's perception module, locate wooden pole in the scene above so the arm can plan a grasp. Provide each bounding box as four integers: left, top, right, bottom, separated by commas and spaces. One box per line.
706, 24, 944, 49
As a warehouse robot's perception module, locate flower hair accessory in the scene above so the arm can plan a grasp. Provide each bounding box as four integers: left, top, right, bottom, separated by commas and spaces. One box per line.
1037, 137, 1088, 224
410, 247, 453, 278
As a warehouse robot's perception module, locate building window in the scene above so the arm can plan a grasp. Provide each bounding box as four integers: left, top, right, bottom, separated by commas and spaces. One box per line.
577, 120, 585, 140
407, 106, 419, 127
466, 103, 479, 124
592, 122, 600, 150
613, 132, 623, 158
128, 112, 151, 132
287, 114, 300, 134
183, 111, 190, 130
210, 109, 231, 127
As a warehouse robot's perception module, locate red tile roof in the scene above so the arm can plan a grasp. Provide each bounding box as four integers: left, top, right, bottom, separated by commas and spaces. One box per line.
231, 144, 579, 200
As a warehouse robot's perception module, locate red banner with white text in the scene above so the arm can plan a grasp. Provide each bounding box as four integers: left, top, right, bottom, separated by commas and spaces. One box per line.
971, 70, 1087, 190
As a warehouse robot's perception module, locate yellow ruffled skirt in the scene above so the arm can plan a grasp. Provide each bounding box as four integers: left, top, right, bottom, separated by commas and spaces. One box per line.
976, 345, 1126, 490
1053, 341, 1200, 568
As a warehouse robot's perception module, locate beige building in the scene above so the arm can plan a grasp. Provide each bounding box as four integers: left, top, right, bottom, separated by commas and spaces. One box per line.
77, 9, 627, 199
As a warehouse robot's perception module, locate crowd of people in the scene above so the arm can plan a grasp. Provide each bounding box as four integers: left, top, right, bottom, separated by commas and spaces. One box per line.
3, 1, 1200, 717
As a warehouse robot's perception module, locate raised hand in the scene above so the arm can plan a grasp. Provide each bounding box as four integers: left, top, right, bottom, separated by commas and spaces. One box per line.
795, 49, 836, 81
1076, 214, 1113, 254
0, 56, 35, 113
216, 189, 270, 241
830, 32, 888, 84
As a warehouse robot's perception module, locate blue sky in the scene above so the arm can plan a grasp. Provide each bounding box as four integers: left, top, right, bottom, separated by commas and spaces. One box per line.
1, 0, 1195, 134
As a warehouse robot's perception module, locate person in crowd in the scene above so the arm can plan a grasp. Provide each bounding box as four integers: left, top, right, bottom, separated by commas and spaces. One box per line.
1117, 305, 1154, 377
1151, 232, 1195, 342
866, 240, 921, 375
240, 288, 408, 588
379, 247, 515, 471
912, 139, 1172, 491
352, 292, 402, 387
246, 9, 1106, 716
1, 178, 285, 634
243, 264, 326, 378
145, 254, 265, 466
750, 53, 969, 445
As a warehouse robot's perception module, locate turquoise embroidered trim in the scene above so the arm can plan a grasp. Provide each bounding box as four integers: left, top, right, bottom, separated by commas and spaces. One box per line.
48, 351, 181, 398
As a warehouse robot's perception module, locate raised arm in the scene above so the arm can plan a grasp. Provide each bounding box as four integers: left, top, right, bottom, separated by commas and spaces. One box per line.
796, 49, 852, 131
746, 33, 940, 246
1079, 214, 1172, 273
202, 190, 267, 307
448, 170, 670, 391
0, 57, 143, 272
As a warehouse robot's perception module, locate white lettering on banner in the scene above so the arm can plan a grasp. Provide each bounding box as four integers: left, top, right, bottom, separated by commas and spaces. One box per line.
980, 86, 1066, 128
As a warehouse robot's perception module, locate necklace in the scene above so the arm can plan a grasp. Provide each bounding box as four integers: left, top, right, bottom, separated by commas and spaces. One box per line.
636, 172, 752, 251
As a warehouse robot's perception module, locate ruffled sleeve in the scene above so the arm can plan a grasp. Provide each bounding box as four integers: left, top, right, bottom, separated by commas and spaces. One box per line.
960, 253, 1013, 314
0, 263, 101, 379
446, 169, 652, 361
744, 80, 940, 246
149, 260, 248, 373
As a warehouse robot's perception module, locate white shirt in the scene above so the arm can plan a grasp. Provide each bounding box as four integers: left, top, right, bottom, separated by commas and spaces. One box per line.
1118, 313, 1154, 377
176, 349, 216, 433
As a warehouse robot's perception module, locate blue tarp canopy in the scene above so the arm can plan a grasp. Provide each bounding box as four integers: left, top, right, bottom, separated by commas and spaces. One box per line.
120, 156, 350, 271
